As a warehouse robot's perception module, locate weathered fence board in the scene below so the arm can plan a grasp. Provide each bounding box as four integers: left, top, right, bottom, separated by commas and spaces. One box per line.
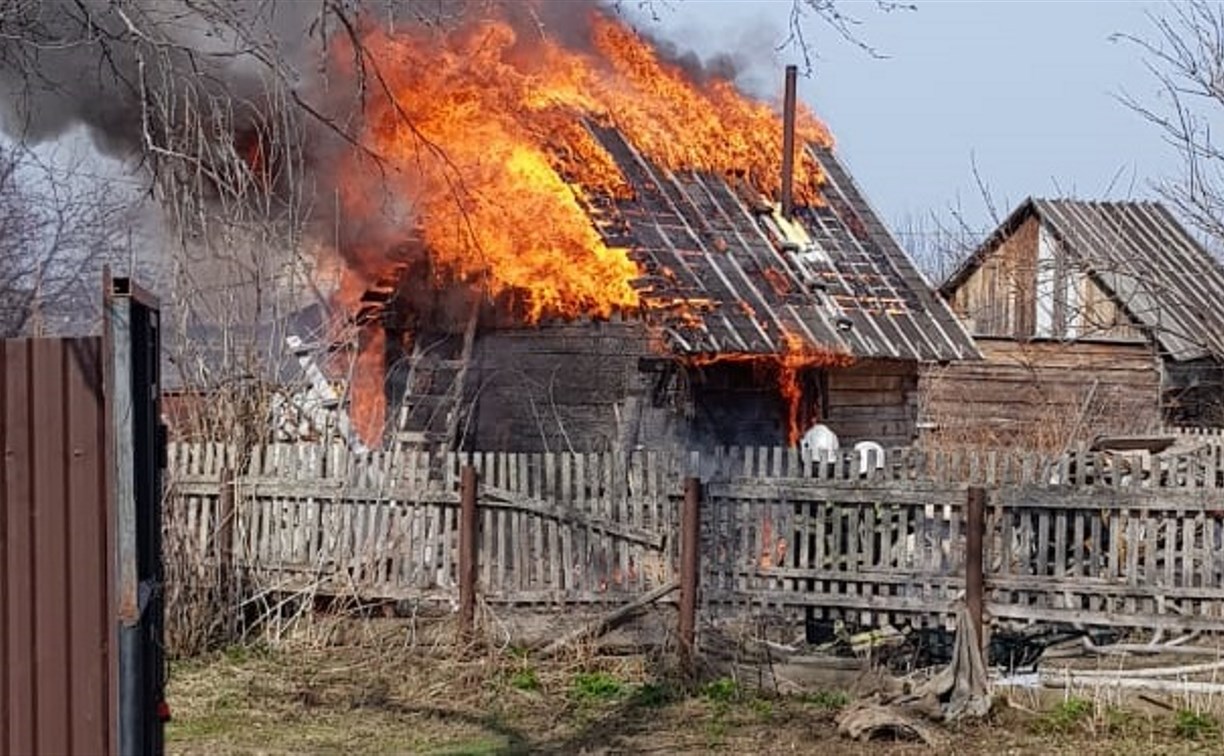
701, 479, 969, 628
169, 445, 678, 605
166, 441, 1224, 633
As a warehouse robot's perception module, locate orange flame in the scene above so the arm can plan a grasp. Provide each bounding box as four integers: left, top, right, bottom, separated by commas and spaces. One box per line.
332, 9, 831, 322
349, 328, 386, 447
326, 7, 836, 447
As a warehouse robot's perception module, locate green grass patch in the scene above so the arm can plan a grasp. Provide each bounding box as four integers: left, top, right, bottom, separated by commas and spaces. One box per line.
1037, 696, 1093, 734
798, 689, 850, 712
700, 677, 741, 703
570, 671, 625, 703
507, 668, 540, 692
1174, 709, 1220, 740
749, 697, 775, 722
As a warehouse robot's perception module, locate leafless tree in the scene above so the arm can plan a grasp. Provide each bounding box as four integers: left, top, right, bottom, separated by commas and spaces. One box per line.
0, 139, 136, 338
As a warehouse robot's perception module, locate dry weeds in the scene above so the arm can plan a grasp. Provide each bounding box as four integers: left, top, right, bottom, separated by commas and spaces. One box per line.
165, 622, 1224, 755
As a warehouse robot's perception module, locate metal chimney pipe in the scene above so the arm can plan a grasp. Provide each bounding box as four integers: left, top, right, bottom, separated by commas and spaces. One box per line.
781, 64, 798, 219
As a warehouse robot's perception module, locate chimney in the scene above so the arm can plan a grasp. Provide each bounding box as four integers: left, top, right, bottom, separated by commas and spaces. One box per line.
780, 64, 798, 219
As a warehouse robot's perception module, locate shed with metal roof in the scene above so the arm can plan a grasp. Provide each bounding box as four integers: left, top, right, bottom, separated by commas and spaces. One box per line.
370, 138, 980, 454
928, 198, 1224, 445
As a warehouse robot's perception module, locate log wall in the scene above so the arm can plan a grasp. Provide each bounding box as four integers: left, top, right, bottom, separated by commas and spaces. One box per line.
826, 359, 919, 448
919, 337, 1163, 448
463, 325, 921, 453
465, 320, 670, 454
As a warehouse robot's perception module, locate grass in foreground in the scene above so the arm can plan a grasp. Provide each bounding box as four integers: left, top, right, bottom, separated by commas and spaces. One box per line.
166, 640, 1224, 755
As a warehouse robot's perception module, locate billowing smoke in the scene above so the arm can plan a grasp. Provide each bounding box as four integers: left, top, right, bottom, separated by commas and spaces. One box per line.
0, 0, 795, 329
0, 2, 305, 155
0, 0, 779, 236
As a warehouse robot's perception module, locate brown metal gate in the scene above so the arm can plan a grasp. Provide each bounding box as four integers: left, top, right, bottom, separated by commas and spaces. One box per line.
1, 276, 164, 756
1, 337, 113, 755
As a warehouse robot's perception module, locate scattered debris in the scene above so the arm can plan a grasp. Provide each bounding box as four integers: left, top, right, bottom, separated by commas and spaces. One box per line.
836, 604, 990, 744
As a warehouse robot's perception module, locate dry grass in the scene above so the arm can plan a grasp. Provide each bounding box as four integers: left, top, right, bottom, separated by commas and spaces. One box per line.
165, 623, 1224, 755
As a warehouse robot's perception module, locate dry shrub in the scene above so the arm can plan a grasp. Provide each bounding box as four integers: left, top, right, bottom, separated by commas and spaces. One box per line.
162, 488, 241, 658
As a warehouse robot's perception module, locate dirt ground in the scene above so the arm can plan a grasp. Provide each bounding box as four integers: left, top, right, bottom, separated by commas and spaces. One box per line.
165, 630, 1224, 755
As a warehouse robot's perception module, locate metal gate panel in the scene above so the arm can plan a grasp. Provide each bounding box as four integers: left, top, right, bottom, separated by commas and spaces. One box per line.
1, 337, 111, 756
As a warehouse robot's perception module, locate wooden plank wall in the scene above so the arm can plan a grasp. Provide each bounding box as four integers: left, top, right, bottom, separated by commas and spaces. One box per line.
920, 337, 1163, 448
165, 439, 1224, 632
950, 214, 1039, 338
826, 359, 919, 448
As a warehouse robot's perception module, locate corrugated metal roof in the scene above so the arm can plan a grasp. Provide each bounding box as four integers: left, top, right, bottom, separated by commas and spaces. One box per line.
945, 198, 1224, 362
587, 129, 979, 362
161, 301, 334, 392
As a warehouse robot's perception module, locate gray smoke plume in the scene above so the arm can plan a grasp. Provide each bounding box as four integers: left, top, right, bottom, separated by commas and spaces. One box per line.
0, 0, 779, 213
0, 1, 525, 160
0, 0, 781, 305
0, 2, 305, 155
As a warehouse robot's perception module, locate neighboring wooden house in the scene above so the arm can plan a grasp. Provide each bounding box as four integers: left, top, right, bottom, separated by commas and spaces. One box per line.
925, 198, 1224, 447
371, 141, 979, 454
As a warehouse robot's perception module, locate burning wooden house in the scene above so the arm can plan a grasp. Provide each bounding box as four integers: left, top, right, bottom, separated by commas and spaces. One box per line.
926, 198, 1224, 445
328, 12, 979, 454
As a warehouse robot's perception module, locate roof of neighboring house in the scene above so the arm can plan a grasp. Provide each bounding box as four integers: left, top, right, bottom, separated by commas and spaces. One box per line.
160, 300, 336, 392
587, 127, 979, 362
942, 198, 1224, 362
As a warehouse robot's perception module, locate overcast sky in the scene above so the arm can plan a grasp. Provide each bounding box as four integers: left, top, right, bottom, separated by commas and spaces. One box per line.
626, 0, 1180, 234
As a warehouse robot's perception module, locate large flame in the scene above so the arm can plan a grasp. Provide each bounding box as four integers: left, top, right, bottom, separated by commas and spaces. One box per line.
328, 6, 835, 447
332, 9, 831, 321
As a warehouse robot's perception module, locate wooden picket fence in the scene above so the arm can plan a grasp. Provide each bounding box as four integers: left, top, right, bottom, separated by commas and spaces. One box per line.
988, 486, 1224, 631
166, 440, 1224, 634
167, 443, 680, 605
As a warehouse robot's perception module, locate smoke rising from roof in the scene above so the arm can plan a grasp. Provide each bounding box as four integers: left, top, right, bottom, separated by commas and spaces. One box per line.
0, 1, 778, 161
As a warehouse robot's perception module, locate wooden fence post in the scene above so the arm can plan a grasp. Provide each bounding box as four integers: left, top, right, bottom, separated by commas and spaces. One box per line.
217, 466, 236, 639
966, 486, 986, 649
459, 464, 478, 641
679, 476, 701, 670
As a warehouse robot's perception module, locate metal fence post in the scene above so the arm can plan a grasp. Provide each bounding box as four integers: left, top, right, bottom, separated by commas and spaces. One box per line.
966, 486, 987, 650
458, 464, 478, 641
679, 476, 701, 670
107, 275, 165, 756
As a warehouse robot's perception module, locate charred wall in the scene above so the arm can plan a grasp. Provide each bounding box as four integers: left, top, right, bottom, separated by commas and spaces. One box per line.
462, 320, 675, 454
685, 361, 808, 449
456, 323, 923, 453
459, 326, 923, 452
